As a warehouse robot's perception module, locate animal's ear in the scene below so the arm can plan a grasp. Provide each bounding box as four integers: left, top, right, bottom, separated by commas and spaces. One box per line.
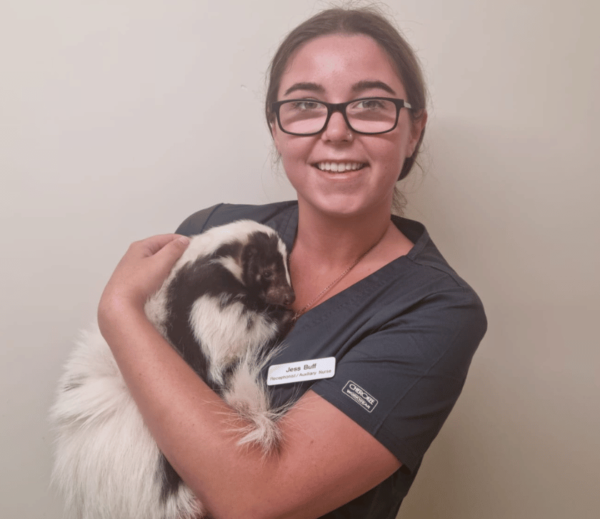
242, 243, 259, 261
241, 243, 261, 283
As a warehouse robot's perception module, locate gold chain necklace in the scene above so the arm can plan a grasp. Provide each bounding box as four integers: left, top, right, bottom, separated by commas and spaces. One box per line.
293, 228, 388, 320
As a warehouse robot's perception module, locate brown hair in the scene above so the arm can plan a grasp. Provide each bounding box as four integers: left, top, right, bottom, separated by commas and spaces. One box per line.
265, 6, 427, 181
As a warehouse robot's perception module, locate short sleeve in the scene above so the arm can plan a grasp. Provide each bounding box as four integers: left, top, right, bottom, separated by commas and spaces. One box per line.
175, 204, 223, 236
175, 202, 299, 249
310, 286, 487, 473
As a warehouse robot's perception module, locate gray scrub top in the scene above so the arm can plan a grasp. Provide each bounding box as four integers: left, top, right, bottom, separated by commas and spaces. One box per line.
176, 201, 487, 519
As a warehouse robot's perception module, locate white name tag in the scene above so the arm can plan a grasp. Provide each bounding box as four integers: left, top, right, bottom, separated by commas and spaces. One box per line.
267, 357, 336, 386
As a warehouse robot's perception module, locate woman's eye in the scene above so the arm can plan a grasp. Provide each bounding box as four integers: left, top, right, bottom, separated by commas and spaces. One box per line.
291, 100, 321, 111
354, 99, 385, 110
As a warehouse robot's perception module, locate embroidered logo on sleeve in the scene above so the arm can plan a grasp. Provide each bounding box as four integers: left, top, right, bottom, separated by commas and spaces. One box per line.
342, 381, 378, 413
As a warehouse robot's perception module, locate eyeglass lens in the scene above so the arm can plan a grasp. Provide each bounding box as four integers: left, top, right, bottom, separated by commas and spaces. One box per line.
279, 99, 398, 135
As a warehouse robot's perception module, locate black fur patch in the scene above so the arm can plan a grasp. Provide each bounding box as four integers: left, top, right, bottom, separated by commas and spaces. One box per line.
158, 452, 183, 504
157, 230, 294, 500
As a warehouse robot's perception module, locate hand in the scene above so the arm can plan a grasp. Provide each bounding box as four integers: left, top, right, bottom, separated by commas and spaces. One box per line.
98, 234, 190, 327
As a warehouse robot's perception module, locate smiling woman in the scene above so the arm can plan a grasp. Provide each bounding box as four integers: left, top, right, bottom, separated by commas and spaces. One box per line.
269, 34, 422, 223
95, 6, 486, 519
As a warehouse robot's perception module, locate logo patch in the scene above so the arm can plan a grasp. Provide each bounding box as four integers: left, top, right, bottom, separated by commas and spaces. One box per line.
342, 381, 378, 413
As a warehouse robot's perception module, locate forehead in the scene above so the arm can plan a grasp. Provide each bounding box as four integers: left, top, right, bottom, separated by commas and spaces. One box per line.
278, 34, 406, 99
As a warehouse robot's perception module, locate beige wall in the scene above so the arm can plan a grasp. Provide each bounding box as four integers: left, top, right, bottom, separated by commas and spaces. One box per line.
1, 1, 597, 518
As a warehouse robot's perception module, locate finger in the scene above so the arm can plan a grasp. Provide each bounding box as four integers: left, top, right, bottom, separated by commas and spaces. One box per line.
149, 234, 190, 270
137, 234, 189, 257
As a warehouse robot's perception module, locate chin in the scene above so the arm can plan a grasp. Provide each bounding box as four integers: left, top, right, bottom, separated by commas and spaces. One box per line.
313, 201, 384, 221
302, 190, 390, 219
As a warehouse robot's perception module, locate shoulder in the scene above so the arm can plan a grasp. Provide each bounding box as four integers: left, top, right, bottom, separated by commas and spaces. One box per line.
393, 215, 469, 286
391, 214, 486, 327
175, 201, 299, 250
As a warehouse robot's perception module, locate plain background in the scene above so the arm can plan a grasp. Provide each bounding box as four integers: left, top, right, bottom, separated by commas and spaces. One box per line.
1, 1, 598, 518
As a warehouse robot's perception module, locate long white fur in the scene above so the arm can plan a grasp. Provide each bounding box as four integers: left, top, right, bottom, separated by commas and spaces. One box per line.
189, 294, 280, 386
50, 220, 292, 519
51, 325, 201, 519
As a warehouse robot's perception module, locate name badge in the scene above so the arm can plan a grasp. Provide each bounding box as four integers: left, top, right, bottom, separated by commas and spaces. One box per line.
267, 357, 336, 386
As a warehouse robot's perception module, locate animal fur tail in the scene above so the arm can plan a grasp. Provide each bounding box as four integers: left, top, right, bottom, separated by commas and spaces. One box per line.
221, 345, 295, 454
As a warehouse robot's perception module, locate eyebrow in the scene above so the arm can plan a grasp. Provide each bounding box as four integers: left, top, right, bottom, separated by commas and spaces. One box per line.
282, 80, 396, 98
351, 80, 396, 95
283, 82, 325, 96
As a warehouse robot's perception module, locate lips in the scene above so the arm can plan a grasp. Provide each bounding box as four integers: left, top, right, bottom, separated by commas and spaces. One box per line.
314, 162, 367, 172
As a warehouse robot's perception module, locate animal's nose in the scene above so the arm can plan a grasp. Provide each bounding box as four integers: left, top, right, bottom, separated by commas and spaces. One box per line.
283, 291, 295, 306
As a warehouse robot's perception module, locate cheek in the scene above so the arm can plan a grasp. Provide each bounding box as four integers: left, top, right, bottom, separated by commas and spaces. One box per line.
371, 137, 405, 170
386, 129, 413, 164
280, 154, 306, 191
277, 139, 313, 176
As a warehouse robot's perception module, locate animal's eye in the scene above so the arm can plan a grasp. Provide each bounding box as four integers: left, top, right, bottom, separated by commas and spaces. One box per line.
262, 269, 273, 279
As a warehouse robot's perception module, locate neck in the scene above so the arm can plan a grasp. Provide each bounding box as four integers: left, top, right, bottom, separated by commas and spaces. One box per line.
287, 200, 413, 317
293, 202, 392, 266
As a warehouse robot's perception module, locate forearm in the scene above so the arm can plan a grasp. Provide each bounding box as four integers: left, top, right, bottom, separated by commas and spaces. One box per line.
101, 304, 289, 517
100, 304, 400, 519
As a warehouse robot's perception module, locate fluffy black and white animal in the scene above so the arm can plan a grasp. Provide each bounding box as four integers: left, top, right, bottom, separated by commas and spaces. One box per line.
51, 220, 295, 519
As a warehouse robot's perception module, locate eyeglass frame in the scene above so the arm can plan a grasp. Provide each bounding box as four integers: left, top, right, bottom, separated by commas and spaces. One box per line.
271, 97, 413, 136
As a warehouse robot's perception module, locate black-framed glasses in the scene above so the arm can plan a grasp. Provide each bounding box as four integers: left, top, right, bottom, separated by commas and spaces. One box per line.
271, 97, 412, 136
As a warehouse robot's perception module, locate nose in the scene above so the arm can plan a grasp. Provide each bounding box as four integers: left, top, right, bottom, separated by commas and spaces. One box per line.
265, 285, 296, 307
283, 289, 295, 306
322, 111, 353, 142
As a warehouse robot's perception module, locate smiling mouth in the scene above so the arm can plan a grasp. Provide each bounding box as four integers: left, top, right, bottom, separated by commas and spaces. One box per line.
314, 162, 367, 172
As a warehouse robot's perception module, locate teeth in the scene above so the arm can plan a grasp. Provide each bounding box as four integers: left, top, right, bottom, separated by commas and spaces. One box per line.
317, 162, 365, 172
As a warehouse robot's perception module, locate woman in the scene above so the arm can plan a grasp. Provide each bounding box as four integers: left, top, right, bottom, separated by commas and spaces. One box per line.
98, 7, 487, 519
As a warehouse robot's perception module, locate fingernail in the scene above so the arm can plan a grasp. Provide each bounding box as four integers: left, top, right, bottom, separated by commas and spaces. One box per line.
177, 236, 190, 246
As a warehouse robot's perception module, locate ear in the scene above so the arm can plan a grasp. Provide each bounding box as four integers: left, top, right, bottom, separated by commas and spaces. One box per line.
241, 243, 260, 285
408, 110, 428, 157
242, 243, 259, 264
268, 117, 276, 138
269, 118, 282, 155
